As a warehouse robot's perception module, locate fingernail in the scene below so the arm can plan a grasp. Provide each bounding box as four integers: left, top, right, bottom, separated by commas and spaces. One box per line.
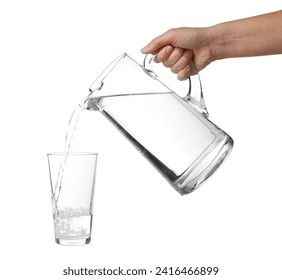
153, 56, 160, 63
177, 75, 186, 81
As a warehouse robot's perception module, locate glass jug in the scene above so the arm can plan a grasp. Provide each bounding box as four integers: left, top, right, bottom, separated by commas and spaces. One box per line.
86, 53, 233, 195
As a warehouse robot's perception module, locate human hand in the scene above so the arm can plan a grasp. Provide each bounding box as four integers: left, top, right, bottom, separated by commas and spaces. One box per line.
141, 27, 214, 79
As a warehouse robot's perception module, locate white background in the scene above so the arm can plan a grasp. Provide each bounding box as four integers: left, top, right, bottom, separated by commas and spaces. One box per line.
0, 1, 282, 279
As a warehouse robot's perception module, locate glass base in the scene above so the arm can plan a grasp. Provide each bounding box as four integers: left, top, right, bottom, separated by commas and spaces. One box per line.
173, 133, 234, 195
55, 236, 91, 246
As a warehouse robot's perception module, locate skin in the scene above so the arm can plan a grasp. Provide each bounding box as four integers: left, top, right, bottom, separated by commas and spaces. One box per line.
141, 10, 282, 79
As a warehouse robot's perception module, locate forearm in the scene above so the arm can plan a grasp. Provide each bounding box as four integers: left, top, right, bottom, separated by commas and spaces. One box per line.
207, 10, 282, 61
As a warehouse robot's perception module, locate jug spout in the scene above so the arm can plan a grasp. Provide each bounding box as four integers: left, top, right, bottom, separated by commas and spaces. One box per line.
86, 97, 100, 111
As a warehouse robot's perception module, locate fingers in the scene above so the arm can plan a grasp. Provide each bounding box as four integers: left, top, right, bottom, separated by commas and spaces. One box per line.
178, 57, 199, 78
153, 46, 196, 79
154, 45, 174, 62
170, 49, 193, 73
159, 47, 184, 67
141, 30, 193, 78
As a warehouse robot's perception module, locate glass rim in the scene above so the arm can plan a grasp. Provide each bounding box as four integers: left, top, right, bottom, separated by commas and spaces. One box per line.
47, 152, 98, 156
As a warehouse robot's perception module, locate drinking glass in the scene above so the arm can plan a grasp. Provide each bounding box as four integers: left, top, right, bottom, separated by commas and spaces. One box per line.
47, 152, 98, 245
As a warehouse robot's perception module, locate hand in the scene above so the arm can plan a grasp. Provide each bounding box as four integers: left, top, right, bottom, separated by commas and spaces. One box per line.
141, 27, 214, 79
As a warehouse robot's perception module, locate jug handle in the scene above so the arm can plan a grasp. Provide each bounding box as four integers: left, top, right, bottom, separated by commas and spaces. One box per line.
143, 54, 209, 117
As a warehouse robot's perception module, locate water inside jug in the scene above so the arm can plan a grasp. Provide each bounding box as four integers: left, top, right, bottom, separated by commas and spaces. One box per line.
86, 53, 233, 195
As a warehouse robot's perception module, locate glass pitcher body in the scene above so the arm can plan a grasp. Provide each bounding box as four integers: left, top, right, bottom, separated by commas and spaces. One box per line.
86, 53, 233, 195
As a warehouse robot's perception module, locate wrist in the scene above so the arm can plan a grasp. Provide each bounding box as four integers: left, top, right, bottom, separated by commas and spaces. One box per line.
205, 24, 224, 61
206, 23, 239, 61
